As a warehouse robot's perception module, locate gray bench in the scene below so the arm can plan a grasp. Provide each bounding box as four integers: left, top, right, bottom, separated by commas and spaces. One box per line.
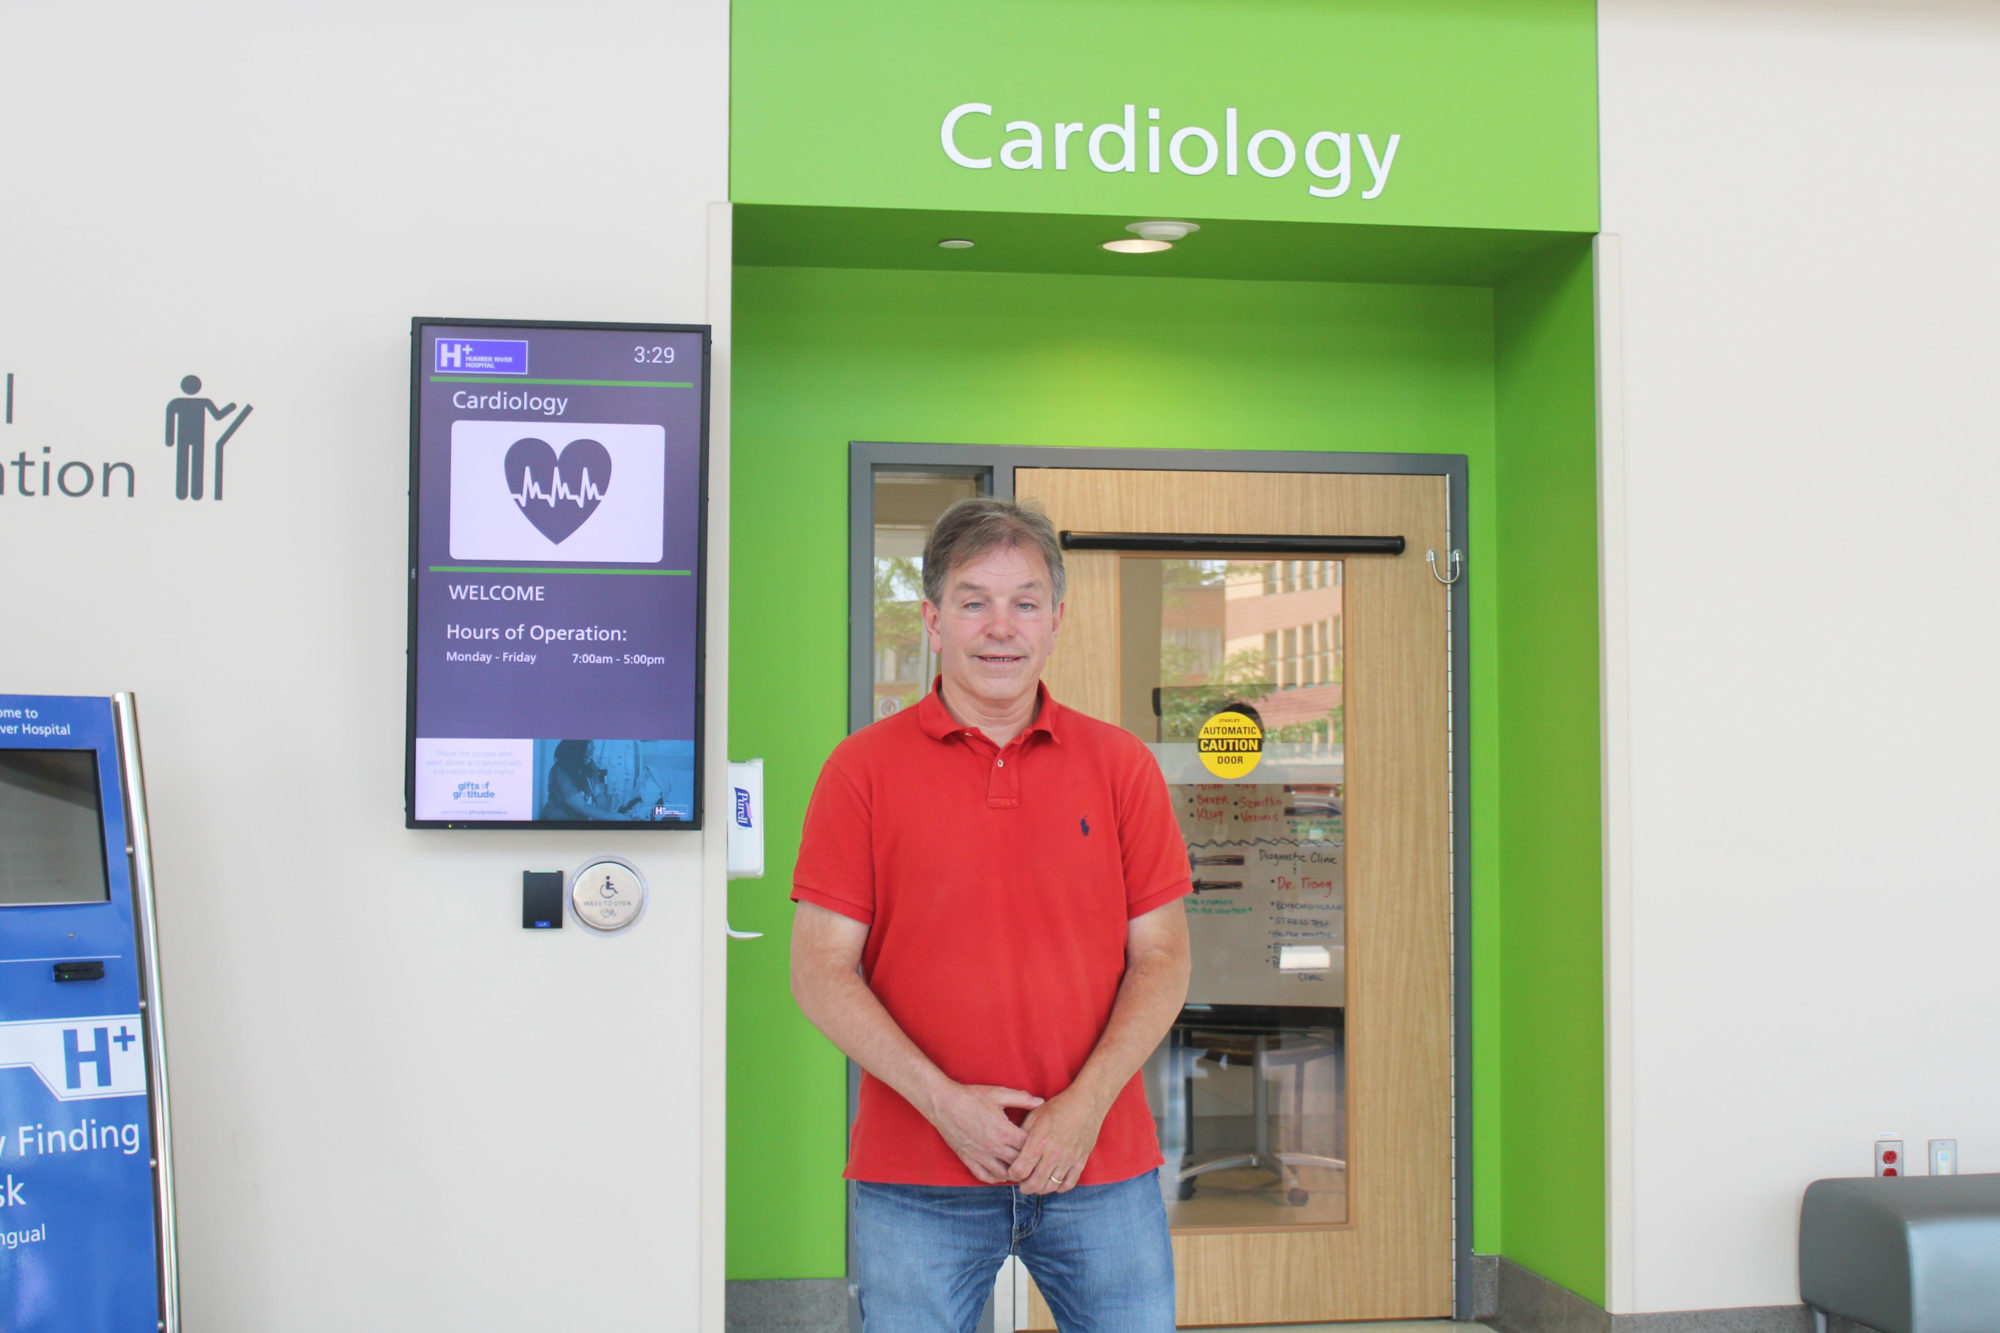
1800, 1173, 2000, 1333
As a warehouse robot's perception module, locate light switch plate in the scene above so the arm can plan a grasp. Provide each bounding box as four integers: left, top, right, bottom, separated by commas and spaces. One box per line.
1928, 1139, 1958, 1176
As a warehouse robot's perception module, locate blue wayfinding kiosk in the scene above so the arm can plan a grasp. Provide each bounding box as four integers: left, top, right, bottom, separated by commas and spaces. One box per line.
0, 694, 178, 1333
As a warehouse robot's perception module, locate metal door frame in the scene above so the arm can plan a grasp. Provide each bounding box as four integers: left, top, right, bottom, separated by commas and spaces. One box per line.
846, 441, 1473, 1324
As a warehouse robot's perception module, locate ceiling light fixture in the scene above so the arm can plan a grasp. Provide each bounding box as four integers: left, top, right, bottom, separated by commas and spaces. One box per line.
938, 238, 974, 249
1101, 219, 1200, 254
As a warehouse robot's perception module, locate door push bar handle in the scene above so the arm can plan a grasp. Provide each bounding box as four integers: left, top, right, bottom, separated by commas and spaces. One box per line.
1059, 531, 1406, 557
53, 960, 106, 983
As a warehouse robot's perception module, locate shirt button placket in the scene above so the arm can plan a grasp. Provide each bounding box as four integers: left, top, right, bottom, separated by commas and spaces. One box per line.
987, 746, 1020, 805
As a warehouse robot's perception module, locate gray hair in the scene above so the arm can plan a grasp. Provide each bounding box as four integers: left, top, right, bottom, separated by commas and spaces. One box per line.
921, 497, 1067, 607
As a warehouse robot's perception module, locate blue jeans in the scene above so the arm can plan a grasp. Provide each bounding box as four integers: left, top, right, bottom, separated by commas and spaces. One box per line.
853, 1173, 1176, 1332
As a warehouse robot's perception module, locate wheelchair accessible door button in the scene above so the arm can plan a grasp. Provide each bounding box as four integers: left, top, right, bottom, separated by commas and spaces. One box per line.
570, 857, 647, 933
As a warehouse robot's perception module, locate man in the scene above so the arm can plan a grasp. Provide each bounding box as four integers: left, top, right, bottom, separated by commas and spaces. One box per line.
791, 497, 1192, 1332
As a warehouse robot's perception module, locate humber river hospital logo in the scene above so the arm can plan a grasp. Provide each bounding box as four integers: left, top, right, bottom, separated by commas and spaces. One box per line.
448, 420, 666, 564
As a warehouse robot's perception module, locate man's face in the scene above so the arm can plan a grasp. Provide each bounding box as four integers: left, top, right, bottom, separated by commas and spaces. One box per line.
921, 543, 1064, 716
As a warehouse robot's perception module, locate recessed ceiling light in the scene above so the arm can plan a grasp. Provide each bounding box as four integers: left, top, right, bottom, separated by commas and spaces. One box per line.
1101, 220, 1201, 255
938, 238, 974, 249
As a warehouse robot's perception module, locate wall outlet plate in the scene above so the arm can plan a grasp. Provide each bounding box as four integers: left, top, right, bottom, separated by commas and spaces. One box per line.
1875, 1138, 1905, 1178
1929, 1139, 1959, 1176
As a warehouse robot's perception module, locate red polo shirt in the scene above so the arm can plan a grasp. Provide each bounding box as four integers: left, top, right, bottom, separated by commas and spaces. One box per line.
793, 683, 1191, 1186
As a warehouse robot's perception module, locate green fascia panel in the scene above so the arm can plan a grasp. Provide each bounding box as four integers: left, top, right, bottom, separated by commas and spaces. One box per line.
727, 263, 1512, 1279
1492, 239, 1606, 1302
731, 0, 1599, 233
737, 203, 1585, 288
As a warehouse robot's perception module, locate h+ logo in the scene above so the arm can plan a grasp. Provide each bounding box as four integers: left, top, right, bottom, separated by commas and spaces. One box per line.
61, 1025, 133, 1090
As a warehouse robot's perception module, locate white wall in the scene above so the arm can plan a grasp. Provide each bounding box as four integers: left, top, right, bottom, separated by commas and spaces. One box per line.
0, 2, 730, 1328
1599, 0, 2000, 1313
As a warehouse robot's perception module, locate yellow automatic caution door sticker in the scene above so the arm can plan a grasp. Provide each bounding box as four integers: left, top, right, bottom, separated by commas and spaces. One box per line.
1196, 709, 1264, 780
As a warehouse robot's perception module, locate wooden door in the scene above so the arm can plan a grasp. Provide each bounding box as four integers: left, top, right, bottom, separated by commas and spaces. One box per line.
1016, 468, 1452, 1327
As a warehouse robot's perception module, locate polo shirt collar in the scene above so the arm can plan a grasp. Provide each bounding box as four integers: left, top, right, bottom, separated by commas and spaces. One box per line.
915, 679, 1065, 745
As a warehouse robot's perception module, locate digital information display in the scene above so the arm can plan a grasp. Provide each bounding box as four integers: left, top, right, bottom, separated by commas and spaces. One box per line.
406, 319, 709, 829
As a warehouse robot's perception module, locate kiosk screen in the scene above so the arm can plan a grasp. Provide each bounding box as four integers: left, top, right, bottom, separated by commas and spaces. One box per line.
0, 749, 110, 906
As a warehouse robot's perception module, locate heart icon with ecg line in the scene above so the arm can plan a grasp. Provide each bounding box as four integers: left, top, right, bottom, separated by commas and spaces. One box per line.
505, 437, 613, 544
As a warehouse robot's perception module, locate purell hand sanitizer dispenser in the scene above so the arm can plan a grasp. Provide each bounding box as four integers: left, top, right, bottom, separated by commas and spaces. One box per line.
726, 759, 765, 881
724, 760, 766, 940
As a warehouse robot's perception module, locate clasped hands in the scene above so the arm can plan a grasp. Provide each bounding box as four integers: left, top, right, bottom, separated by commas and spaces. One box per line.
928, 1081, 1105, 1194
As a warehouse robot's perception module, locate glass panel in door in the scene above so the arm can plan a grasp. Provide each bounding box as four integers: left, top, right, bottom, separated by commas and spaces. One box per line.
871, 470, 984, 720
1122, 557, 1349, 1228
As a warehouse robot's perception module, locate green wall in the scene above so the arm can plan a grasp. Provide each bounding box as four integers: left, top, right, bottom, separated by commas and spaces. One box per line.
729, 263, 1518, 1277
728, 253, 1607, 1292
1492, 238, 1605, 1301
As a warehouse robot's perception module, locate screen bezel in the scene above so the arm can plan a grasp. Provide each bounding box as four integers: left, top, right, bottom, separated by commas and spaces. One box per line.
404, 317, 711, 831
0, 747, 113, 907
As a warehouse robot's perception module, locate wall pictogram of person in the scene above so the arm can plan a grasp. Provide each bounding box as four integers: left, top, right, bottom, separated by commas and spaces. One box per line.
164, 375, 253, 500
